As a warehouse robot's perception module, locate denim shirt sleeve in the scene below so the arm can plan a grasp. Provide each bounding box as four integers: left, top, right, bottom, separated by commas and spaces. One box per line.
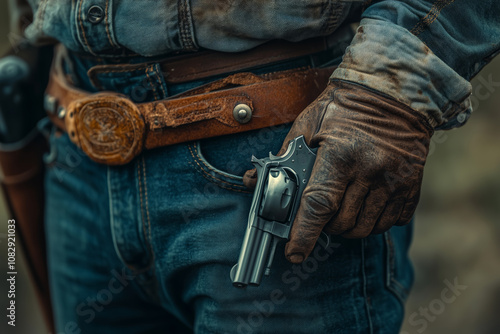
8, 0, 32, 35
332, 0, 500, 130
19, 0, 363, 57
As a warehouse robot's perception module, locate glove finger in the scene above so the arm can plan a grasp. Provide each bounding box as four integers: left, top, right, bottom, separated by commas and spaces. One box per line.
243, 87, 334, 190
243, 168, 258, 189
342, 187, 388, 238
396, 187, 421, 225
324, 181, 369, 235
285, 145, 349, 263
275, 86, 334, 155
372, 196, 406, 232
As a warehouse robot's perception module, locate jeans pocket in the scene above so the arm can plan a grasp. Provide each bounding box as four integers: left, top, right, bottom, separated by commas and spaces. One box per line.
186, 124, 292, 193
384, 223, 415, 305
186, 140, 250, 193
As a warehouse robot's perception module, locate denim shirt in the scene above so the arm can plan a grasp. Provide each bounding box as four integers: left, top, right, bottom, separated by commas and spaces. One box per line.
9, 0, 500, 130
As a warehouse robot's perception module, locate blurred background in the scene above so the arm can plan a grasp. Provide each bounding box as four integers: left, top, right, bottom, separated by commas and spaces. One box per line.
0, 2, 499, 334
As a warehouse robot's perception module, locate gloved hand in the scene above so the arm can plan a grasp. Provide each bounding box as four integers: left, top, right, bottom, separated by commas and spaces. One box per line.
243, 80, 433, 263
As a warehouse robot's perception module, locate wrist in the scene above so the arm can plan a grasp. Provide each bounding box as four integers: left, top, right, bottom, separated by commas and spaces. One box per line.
331, 18, 472, 130
326, 80, 434, 138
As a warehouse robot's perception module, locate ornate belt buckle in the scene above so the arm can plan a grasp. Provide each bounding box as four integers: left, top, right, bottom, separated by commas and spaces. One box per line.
65, 93, 145, 165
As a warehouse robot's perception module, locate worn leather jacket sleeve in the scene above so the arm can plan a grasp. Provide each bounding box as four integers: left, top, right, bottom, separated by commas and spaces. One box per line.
332, 0, 500, 130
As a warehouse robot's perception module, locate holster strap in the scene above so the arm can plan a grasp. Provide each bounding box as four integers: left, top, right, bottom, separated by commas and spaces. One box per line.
46, 45, 334, 165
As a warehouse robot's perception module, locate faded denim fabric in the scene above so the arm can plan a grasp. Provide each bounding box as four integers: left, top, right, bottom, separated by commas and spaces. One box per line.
364, 0, 500, 81
42, 53, 415, 333
332, 0, 500, 130
14, 0, 500, 129
331, 19, 474, 130
8, 1, 497, 332
21, 0, 365, 55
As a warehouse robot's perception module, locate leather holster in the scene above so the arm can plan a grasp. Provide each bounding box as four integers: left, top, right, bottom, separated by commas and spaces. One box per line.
0, 135, 54, 331
0, 43, 54, 332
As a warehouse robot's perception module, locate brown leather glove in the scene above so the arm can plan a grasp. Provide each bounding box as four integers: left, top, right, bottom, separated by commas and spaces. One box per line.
243, 80, 433, 263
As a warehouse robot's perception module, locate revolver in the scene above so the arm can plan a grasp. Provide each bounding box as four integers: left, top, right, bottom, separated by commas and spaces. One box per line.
230, 135, 323, 288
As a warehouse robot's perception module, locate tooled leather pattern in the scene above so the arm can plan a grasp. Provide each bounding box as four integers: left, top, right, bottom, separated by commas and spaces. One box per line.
66, 94, 145, 165
47, 47, 335, 165
141, 67, 334, 150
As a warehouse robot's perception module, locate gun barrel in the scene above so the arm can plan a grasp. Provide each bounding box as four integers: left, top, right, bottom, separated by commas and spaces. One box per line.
249, 231, 272, 285
231, 223, 272, 288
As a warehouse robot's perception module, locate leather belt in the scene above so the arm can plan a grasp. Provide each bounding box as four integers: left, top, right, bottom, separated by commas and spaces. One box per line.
87, 37, 331, 84
45, 45, 334, 166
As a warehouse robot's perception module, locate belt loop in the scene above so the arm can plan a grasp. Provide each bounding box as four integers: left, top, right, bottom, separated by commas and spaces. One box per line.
58, 46, 80, 87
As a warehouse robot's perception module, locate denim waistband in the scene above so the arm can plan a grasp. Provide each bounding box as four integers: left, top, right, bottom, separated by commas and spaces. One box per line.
62, 31, 353, 102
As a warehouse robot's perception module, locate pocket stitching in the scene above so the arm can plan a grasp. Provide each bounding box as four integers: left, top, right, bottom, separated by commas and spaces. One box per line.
187, 159, 252, 194
190, 142, 243, 181
137, 157, 155, 268
187, 143, 252, 193
384, 231, 410, 304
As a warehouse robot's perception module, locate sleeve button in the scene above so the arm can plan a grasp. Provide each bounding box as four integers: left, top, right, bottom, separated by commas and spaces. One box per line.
87, 5, 104, 24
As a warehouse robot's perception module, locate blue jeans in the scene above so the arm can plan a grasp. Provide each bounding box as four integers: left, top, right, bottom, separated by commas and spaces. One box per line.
44, 51, 414, 334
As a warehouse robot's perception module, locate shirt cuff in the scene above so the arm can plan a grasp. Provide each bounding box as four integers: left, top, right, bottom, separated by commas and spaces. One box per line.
331, 18, 472, 130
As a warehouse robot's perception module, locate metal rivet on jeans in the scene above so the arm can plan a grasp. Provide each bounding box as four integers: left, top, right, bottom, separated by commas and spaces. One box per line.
44, 94, 57, 114
87, 5, 104, 24
57, 107, 66, 119
233, 104, 252, 124
457, 113, 467, 123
